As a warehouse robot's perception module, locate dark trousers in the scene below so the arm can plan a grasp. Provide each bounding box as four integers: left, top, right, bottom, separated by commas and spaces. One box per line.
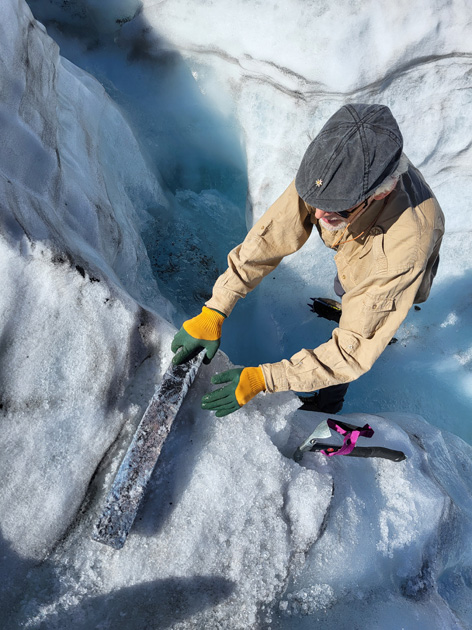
298, 382, 349, 414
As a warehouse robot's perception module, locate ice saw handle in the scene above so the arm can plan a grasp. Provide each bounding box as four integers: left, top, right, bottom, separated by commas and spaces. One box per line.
311, 443, 406, 462
308, 297, 341, 323
343, 446, 406, 461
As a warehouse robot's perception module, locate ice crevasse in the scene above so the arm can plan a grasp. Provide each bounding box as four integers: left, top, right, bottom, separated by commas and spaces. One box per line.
0, 1, 472, 629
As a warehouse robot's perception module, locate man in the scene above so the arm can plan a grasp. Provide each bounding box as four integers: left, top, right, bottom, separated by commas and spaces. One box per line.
171, 104, 445, 417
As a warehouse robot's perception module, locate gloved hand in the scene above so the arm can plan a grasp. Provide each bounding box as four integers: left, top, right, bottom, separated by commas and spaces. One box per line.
201, 367, 266, 417
171, 306, 225, 365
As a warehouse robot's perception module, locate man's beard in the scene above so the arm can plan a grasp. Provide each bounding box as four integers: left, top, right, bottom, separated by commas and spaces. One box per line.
320, 218, 348, 232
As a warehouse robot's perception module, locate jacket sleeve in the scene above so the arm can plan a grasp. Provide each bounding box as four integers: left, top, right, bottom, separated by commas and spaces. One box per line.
206, 180, 313, 316
261, 249, 432, 393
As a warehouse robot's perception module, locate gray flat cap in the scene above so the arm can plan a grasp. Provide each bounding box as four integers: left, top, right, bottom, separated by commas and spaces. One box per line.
295, 104, 403, 213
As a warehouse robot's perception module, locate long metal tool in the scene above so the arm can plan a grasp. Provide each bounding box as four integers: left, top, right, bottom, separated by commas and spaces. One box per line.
293, 418, 406, 463
93, 351, 204, 550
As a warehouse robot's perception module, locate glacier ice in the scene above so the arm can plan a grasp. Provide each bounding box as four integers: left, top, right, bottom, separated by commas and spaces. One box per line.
0, 0, 471, 628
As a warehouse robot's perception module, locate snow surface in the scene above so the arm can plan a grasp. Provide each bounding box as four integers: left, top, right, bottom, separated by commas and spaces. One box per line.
1, 0, 471, 628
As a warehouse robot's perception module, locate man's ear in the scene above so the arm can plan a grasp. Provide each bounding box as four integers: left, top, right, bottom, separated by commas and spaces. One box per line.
372, 189, 391, 200
372, 177, 399, 200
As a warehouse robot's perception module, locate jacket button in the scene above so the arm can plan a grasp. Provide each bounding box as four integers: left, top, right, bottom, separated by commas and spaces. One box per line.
372, 304, 377, 309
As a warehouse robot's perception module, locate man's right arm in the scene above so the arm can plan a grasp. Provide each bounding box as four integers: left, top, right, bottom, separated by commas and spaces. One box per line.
206, 180, 313, 316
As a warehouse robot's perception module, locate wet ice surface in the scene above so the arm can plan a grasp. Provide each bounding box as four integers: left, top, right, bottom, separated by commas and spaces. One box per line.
1, 0, 472, 628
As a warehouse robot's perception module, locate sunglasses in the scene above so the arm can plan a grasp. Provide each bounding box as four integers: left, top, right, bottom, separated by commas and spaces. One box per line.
336, 198, 369, 219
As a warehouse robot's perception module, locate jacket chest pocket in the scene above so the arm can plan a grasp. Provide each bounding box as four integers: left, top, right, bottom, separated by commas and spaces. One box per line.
350, 229, 387, 284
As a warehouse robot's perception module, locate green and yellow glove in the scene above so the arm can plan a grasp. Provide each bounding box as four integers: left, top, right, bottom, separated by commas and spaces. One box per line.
171, 306, 225, 365
201, 367, 266, 417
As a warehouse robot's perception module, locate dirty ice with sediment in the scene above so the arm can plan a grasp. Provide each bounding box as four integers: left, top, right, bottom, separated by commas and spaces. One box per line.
1, 0, 472, 628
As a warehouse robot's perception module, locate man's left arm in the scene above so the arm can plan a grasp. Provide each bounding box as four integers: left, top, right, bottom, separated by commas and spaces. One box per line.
261, 261, 429, 393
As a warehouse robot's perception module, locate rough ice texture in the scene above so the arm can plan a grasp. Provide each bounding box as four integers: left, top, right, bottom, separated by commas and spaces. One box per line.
0, 0, 176, 562
1, 1, 471, 629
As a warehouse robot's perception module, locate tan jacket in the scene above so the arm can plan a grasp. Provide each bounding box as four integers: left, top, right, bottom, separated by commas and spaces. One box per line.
206, 162, 445, 393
